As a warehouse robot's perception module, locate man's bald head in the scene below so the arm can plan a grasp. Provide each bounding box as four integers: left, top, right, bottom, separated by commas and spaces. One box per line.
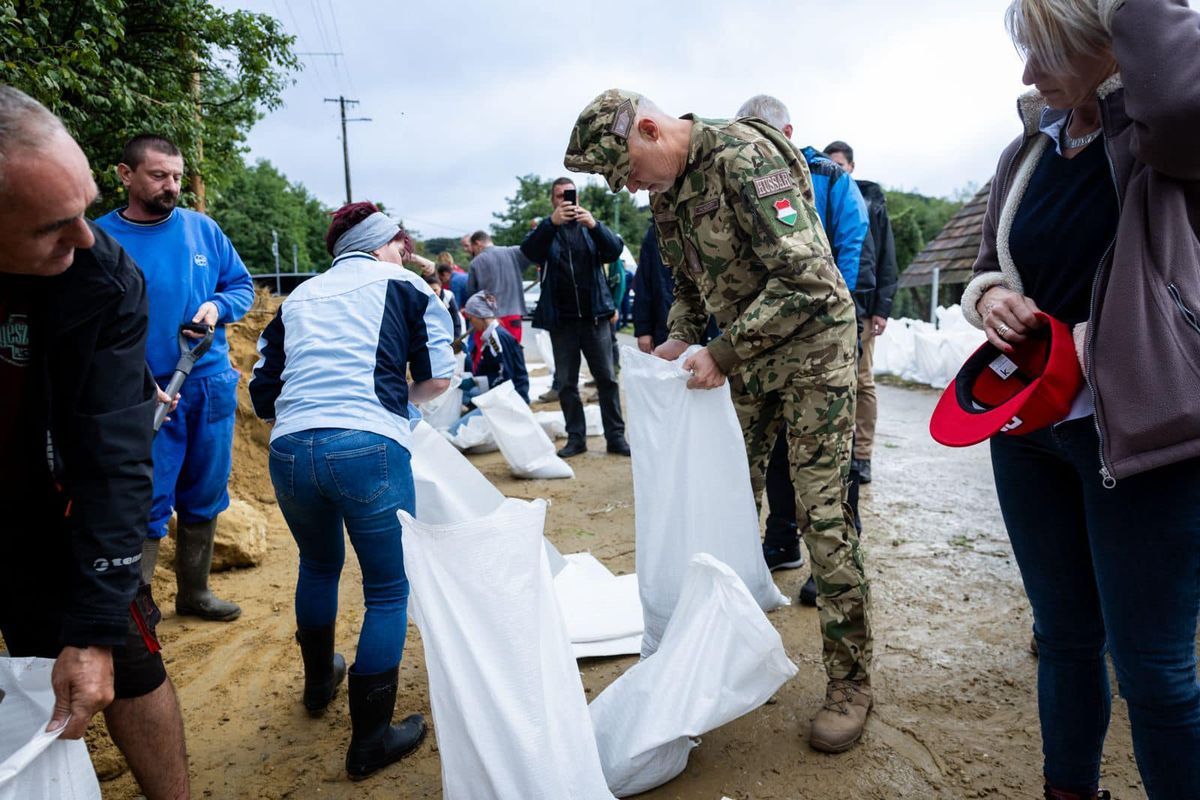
0, 86, 97, 275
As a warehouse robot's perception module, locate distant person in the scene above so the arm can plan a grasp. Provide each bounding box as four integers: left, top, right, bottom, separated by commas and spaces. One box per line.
959, 1, 1200, 797
824, 140, 899, 488
521, 177, 630, 458
0, 85, 190, 800
736, 94, 869, 604
450, 292, 531, 435
250, 201, 455, 781
464, 230, 531, 341
97, 133, 253, 623
438, 250, 469, 307
428, 268, 463, 341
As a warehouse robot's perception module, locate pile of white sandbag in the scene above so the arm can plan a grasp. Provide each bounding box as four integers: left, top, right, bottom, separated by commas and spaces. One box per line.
873, 305, 986, 388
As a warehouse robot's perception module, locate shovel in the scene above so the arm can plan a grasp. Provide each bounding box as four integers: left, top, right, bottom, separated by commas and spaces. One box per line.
153, 322, 215, 431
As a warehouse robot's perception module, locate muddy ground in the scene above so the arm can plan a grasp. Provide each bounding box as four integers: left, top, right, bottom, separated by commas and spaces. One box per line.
92, 309, 1153, 800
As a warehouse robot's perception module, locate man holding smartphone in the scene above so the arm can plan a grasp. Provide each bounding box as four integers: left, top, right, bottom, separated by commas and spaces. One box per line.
521, 178, 631, 457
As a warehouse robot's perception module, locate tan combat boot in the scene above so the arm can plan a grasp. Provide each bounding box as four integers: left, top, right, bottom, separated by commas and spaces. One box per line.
810, 678, 872, 753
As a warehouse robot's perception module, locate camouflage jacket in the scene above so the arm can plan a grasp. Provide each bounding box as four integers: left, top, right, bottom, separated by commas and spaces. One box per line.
653, 116, 856, 386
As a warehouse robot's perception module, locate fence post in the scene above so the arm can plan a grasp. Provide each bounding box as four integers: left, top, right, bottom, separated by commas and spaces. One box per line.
930, 267, 940, 328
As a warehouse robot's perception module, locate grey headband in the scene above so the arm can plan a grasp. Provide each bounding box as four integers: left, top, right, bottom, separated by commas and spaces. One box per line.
463, 291, 499, 318
333, 212, 401, 257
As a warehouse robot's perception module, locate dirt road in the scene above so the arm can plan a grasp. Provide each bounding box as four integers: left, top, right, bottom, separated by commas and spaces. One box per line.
93, 319, 1150, 798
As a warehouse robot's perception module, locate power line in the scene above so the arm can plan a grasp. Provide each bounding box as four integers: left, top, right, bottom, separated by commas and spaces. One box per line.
322, 0, 357, 99
278, 0, 329, 93
324, 96, 371, 205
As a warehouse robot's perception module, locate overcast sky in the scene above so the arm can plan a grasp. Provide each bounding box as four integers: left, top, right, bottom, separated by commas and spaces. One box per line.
216, 0, 1160, 240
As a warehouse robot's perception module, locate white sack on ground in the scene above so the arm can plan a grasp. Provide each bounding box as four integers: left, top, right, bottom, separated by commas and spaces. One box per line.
399, 499, 615, 800
873, 306, 985, 389
440, 412, 498, 453
534, 405, 602, 439
417, 384, 463, 431
409, 420, 505, 524
473, 381, 574, 479
620, 346, 787, 657
588, 554, 798, 797
0, 658, 101, 800
555, 553, 643, 657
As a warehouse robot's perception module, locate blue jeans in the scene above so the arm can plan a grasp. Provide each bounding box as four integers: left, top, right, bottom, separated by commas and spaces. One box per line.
268, 429, 414, 675
990, 416, 1200, 798
149, 367, 239, 538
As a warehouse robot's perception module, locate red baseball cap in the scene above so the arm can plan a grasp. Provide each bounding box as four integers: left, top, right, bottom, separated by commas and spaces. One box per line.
929, 312, 1084, 447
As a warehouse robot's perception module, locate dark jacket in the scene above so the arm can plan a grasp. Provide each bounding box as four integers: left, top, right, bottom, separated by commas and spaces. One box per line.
632, 226, 672, 346
854, 180, 899, 320
25, 223, 157, 647
521, 217, 624, 329
963, 0, 1200, 480
463, 323, 530, 403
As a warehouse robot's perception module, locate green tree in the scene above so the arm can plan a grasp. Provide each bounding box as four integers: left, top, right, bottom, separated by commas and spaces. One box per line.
490, 174, 553, 245
0, 0, 297, 205
208, 159, 330, 274
579, 181, 650, 260
883, 189, 965, 320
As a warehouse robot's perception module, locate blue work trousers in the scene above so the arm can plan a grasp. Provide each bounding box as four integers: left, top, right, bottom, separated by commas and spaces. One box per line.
990, 415, 1200, 799
268, 428, 414, 674
149, 367, 239, 538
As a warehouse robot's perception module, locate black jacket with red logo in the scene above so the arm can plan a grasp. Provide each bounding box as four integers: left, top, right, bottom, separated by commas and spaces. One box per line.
7, 223, 157, 647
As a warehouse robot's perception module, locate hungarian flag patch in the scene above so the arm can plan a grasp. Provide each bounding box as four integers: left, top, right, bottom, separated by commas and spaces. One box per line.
773, 198, 798, 226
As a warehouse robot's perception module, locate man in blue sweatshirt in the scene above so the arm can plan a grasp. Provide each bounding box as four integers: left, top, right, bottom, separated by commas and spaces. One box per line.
97, 134, 254, 622
736, 96, 870, 603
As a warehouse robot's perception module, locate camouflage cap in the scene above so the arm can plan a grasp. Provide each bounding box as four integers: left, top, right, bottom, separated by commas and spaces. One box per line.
564, 89, 641, 192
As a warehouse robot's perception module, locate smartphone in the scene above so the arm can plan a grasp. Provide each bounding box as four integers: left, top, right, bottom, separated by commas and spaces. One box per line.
563, 188, 577, 205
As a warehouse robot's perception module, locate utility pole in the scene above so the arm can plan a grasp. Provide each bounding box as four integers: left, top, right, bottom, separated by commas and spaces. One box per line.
324, 96, 371, 205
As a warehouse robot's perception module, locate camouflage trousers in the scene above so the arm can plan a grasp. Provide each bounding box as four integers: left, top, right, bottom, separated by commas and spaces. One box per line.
731, 358, 873, 681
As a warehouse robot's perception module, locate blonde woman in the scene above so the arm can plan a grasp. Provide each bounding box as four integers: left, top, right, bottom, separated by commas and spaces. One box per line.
960, 1, 1200, 798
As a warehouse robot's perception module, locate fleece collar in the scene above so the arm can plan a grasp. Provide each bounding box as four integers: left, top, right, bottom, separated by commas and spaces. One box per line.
1016, 73, 1125, 137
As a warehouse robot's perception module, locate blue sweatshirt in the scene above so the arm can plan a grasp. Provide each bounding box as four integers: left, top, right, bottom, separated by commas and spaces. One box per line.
96, 208, 254, 380
800, 146, 869, 292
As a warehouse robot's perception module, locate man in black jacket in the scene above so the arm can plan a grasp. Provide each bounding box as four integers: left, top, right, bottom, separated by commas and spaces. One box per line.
825, 141, 898, 486
0, 86, 189, 799
522, 177, 631, 458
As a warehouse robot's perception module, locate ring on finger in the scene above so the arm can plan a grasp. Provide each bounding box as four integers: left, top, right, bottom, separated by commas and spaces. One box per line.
997, 322, 1011, 338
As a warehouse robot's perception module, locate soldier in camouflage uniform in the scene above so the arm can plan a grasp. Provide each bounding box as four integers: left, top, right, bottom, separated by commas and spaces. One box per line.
564, 89, 874, 752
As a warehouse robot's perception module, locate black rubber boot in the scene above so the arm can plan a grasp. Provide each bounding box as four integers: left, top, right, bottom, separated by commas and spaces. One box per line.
346, 665, 426, 781
175, 518, 242, 621
295, 625, 346, 715
799, 573, 819, 607
1044, 785, 1111, 799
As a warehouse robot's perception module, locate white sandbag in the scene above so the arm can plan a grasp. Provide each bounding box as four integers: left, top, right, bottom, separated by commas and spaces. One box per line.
620, 346, 788, 657
409, 420, 505, 524
589, 554, 798, 796
0, 657, 101, 800
399, 499, 615, 800
555, 554, 643, 645
533, 405, 603, 440
417, 384, 464, 431
533, 329, 555, 376
440, 412, 498, 453
473, 381, 574, 480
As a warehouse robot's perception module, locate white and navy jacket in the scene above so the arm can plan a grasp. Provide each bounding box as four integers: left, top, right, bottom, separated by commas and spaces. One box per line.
249, 252, 456, 451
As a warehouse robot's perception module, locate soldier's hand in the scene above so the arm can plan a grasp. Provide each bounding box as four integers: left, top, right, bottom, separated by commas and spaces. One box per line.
575, 207, 597, 229
652, 338, 689, 361
550, 203, 576, 226
637, 335, 654, 353
683, 347, 726, 390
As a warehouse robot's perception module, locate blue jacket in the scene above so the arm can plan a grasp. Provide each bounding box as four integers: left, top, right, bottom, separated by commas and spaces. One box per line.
800, 146, 870, 292
463, 323, 529, 403
95, 208, 254, 380
521, 218, 624, 329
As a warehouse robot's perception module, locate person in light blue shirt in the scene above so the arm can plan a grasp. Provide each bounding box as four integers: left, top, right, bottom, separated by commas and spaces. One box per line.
250, 202, 454, 781
96, 134, 253, 623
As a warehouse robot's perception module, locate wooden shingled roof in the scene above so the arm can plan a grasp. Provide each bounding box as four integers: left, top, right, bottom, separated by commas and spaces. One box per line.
897, 180, 992, 288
